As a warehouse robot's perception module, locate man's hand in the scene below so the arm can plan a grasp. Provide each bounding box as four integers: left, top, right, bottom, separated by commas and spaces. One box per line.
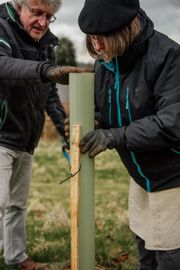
79, 129, 115, 158
45, 66, 94, 85
64, 118, 70, 140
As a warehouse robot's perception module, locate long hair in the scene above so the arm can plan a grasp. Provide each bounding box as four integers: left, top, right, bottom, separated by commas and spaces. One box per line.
86, 16, 141, 62
11, 0, 61, 13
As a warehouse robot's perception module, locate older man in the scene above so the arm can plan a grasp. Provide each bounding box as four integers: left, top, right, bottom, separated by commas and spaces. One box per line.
0, 0, 90, 269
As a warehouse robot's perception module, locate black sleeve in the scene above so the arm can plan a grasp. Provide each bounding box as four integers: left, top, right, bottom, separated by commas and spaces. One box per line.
46, 83, 66, 137
0, 19, 47, 81
110, 47, 180, 152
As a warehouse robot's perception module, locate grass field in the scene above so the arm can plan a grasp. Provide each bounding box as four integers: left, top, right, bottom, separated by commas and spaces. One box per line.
0, 140, 138, 270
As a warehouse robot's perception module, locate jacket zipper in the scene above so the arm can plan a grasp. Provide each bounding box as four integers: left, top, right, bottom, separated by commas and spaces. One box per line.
126, 86, 151, 192
31, 86, 40, 150
108, 89, 112, 125
115, 58, 122, 127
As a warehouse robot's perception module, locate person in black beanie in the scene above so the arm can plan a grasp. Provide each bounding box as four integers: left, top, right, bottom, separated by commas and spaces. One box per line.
77, 0, 180, 269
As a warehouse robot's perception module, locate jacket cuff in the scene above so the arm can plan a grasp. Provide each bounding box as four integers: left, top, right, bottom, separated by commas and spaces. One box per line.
109, 127, 127, 148
37, 62, 55, 82
56, 124, 65, 137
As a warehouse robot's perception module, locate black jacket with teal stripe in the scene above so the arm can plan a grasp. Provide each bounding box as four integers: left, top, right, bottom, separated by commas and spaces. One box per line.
94, 10, 180, 192
0, 2, 66, 153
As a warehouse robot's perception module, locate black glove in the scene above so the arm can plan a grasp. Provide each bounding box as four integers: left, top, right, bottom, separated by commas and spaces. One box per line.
64, 117, 100, 141
64, 117, 70, 140
62, 138, 70, 151
79, 129, 116, 158
41, 64, 94, 85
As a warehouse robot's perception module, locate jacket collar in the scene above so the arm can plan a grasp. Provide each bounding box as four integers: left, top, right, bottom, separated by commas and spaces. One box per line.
118, 9, 154, 75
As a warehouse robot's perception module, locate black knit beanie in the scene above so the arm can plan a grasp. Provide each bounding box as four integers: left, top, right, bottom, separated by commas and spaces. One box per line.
78, 0, 140, 34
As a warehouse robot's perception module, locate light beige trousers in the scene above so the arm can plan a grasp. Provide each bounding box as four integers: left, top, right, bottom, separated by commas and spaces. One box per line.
129, 178, 180, 250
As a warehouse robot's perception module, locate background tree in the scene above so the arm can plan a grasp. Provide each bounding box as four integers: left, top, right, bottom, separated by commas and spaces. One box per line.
55, 36, 77, 66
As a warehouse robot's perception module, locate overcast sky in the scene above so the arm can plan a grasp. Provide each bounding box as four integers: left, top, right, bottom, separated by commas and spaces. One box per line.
50, 0, 180, 62
1, 0, 180, 62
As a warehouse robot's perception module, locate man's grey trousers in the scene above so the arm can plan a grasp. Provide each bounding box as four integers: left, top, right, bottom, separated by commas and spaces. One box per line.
0, 146, 33, 265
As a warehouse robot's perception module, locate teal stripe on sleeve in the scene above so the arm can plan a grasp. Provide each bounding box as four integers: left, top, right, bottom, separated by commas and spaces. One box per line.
0, 98, 8, 130
0, 38, 11, 50
171, 148, 180, 155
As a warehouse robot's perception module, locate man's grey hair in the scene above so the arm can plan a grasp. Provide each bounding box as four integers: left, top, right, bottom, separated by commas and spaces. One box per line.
11, 0, 62, 13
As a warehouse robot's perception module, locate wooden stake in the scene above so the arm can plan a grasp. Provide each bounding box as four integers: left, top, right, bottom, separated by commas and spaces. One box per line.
71, 124, 81, 270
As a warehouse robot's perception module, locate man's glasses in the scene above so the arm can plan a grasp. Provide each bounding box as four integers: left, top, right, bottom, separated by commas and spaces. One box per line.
24, 2, 56, 23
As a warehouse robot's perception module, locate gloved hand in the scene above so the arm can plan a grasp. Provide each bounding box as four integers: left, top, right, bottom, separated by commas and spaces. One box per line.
64, 117, 100, 142
61, 137, 70, 164
64, 117, 70, 141
42, 65, 94, 85
94, 120, 100, 129
62, 137, 70, 150
79, 129, 116, 158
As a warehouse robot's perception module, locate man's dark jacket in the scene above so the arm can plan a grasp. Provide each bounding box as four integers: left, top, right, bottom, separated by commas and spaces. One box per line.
0, 2, 66, 153
95, 10, 180, 192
